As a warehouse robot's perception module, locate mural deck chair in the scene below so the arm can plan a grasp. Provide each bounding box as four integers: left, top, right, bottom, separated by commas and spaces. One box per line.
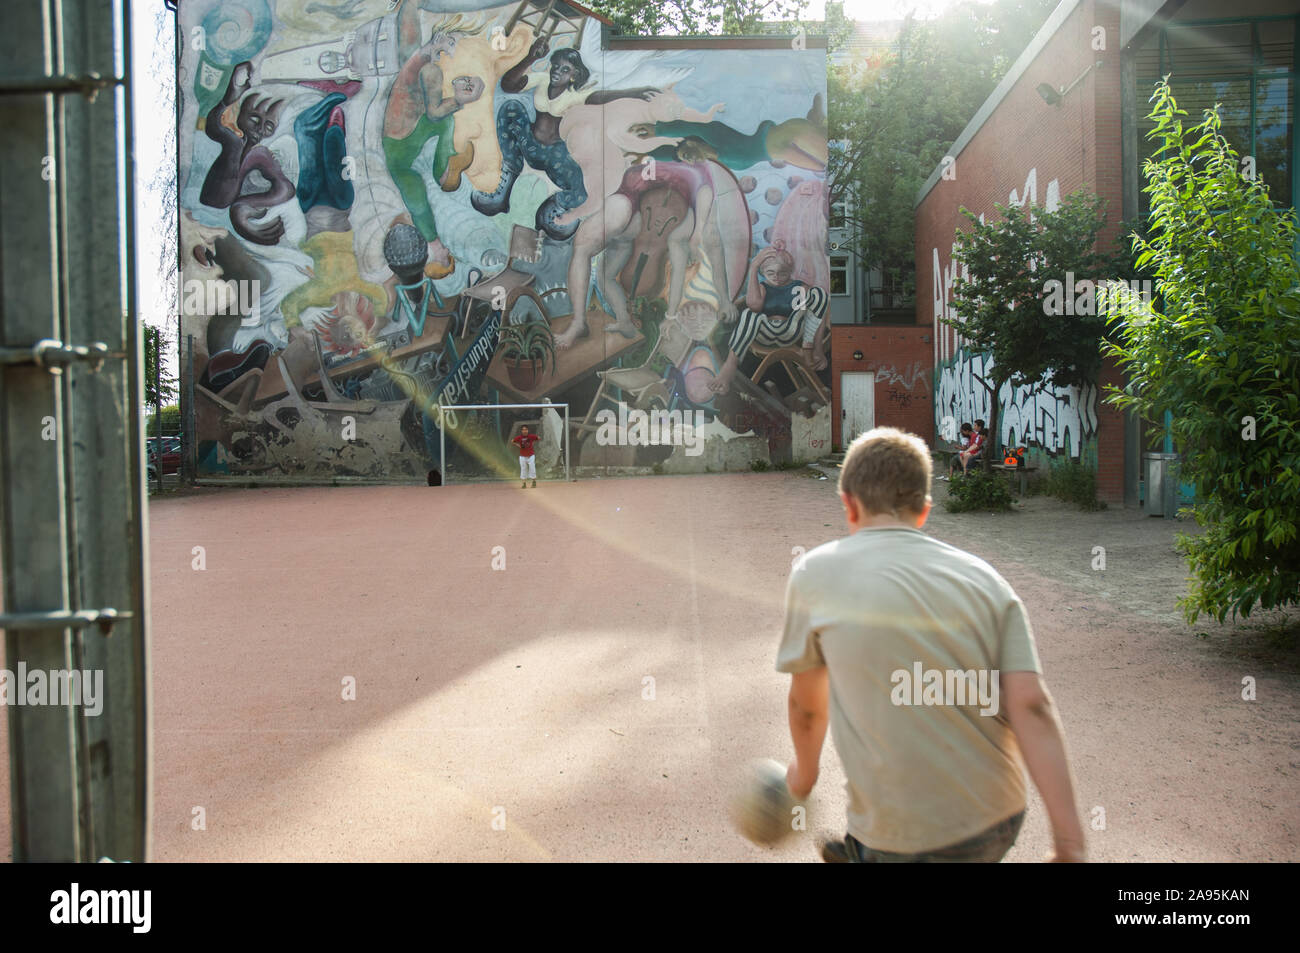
577, 317, 694, 436
504, 0, 587, 47
749, 343, 830, 405
457, 224, 550, 336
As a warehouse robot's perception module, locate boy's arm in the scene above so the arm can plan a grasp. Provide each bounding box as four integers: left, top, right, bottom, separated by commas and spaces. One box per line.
1002, 671, 1086, 861
778, 567, 828, 799
786, 666, 829, 799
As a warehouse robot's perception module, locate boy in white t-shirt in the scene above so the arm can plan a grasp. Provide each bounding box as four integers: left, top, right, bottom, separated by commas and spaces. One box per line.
778, 426, 1086, 862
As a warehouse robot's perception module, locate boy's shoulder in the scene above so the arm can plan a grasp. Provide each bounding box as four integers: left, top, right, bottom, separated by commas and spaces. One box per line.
797, 529, 1016, 596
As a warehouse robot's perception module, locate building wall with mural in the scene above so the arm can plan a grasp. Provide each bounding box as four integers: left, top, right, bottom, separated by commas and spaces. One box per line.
177, 0, 830, 480
914, 0, 1127, 500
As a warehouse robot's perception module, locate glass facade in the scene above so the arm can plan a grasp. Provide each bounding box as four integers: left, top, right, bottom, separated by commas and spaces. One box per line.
1135, 16, 1297, 213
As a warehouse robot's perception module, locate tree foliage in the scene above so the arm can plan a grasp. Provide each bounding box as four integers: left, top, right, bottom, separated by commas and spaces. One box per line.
826, 0, 1056, 301
146, 1, 178, 333
586, 0, 807, 36
1102, 81, 1300, 623
144, 324, 178, 409
943, 189, 1124, 454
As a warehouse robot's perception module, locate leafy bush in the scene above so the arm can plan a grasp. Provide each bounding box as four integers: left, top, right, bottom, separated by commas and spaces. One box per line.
1044, 461, 1105, 511
147, 404, 181, 436
943, 470, 1014, 513
750, 459, 771, 472
1102, 81, 1300, 623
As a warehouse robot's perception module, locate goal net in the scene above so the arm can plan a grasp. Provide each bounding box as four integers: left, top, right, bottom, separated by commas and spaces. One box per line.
431, 402, 571, 486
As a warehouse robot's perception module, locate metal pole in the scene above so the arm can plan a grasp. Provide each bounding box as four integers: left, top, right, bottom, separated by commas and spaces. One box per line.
564, 404, 570, 482
1, 0, 149, 862
185, 332, 195, 484
154, 329, 162, 491
440, 413, 446, 487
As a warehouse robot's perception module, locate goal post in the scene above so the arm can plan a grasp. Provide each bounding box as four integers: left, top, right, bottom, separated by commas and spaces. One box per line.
435, 402, 571, 486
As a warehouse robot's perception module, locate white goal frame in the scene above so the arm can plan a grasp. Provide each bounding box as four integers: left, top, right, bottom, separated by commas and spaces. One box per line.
436, 403, 570, 485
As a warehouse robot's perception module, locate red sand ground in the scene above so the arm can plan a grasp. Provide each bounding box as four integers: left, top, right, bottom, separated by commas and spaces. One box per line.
2, 472, 1297, 861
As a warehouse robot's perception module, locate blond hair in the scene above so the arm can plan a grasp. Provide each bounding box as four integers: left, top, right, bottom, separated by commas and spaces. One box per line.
838, 427, 932, 517
431, 13, 485, 39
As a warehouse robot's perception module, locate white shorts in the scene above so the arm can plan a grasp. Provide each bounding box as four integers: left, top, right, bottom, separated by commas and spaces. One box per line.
519, 455, 536, 479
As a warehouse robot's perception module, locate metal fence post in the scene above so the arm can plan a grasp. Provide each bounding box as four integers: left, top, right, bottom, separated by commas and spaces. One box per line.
1, 0, 150, 862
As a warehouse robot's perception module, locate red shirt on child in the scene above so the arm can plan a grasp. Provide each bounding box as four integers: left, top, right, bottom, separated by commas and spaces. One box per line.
513, 433, 540, 457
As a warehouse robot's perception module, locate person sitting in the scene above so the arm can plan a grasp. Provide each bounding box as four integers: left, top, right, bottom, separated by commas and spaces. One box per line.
955, 419, 986, 476
938, 422, 974, 481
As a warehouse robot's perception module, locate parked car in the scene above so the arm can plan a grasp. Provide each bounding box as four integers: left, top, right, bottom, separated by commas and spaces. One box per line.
147, 436, 181, 480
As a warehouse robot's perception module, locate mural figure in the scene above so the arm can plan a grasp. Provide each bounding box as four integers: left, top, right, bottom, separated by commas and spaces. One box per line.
552, 89, 737, 347
709, 243, 827, 395
200, 62, 295, 245
641, 95, 829, 173
471, 37, 656, 239
382, 5, 486, 274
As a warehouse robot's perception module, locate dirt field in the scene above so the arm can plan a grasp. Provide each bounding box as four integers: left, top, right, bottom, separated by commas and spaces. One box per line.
2, 470, 1296, 862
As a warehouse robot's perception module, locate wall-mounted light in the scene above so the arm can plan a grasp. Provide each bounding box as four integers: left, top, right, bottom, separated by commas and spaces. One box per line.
1037, 60, 1104, 106
852, 350, 864, 360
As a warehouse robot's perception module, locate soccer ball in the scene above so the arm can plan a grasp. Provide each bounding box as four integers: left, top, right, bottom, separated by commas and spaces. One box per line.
730, 758, 798, 846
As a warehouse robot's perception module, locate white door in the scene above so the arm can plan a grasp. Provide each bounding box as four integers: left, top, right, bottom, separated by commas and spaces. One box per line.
841, 372, 875, 447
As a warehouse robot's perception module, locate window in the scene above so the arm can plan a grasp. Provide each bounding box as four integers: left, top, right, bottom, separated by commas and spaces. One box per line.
830, 255, 850, 296
1137, 17, 1296, 212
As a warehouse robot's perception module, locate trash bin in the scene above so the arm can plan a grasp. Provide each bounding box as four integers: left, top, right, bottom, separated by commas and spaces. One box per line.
1142, 452, 1179, 518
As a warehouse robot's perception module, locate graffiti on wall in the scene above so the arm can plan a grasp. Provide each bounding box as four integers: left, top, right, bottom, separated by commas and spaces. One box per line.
936, 351, 1097, 458
178, 0, 831, 478
931, 166, 1088, 457
875, 361, 928, 393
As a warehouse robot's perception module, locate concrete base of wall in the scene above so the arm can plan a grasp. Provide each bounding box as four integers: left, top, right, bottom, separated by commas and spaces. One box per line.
791, 403, 832, 462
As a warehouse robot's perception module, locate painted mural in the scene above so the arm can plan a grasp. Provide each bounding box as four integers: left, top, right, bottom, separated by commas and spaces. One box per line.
178, 0, 831, 479
931, 166, 1099, 463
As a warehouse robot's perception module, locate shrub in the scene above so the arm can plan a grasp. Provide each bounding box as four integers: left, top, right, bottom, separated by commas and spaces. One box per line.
1044, 461, 1105, 511
1102, 81, 1300, 623
943, 470, 1014, 513
750, 459, 771, 472
147, 404, 181, 437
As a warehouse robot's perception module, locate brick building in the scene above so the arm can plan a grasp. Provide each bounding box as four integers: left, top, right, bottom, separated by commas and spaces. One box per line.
895, 0, 1296, 502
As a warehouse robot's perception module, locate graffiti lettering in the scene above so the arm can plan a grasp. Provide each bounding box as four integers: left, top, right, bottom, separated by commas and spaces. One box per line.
935, 352, 1097, 458
876, 361, 928, 392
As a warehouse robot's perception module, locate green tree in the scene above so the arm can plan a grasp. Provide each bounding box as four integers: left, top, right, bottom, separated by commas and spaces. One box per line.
144, 323, 178, 409
827, 0, 1056, 307
1102, 81, 1300, 623
943, 189, 1124, 455
586, 0, 807, 36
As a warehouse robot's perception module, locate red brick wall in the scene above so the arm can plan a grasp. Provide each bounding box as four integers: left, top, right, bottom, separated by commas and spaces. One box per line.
914, 0, 1126, 500
830, 325, 934, 445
